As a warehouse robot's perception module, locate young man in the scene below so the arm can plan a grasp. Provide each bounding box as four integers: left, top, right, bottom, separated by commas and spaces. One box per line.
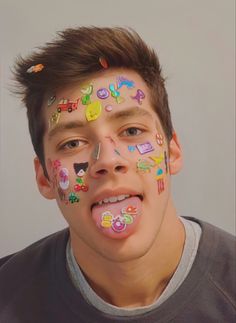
0, 27, 235, 322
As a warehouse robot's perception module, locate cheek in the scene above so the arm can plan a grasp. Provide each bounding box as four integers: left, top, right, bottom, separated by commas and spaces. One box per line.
120, 138, 169, 195
48, 159, 90, 205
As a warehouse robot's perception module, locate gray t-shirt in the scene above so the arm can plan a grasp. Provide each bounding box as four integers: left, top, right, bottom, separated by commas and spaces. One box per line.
66, 217, 202, 316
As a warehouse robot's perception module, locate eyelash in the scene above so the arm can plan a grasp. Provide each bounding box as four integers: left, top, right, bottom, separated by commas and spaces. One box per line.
120, 127, 144, 137
57, 127, 145, 151
58, 139, 86, 151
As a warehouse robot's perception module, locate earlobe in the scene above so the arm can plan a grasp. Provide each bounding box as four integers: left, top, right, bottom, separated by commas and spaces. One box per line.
34, 157, 55, 200
168, 132, 183, 175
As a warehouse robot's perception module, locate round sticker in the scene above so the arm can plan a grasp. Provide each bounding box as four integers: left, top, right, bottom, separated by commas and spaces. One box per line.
97, 88, 109, 99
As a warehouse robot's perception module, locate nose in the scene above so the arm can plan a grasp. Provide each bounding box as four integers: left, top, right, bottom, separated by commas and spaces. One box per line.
89, 139, 129, 178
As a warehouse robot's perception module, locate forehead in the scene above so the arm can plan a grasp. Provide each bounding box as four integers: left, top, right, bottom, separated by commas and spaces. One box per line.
57, 68, 149, 98
44, 68, 159, 135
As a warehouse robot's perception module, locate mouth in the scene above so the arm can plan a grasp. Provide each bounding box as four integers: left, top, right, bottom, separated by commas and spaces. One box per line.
91, 194, 143, 210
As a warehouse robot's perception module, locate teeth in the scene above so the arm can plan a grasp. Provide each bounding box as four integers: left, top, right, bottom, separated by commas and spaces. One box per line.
97, 194, 130, 206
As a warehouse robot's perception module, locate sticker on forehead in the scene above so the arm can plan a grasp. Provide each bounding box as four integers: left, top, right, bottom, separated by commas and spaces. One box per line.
85, 101, 102, 121
109, 84, 124, 104
57, 98, 79, 113
74, 162, 89, 177
49, 111, 61, 128
131, 89, 145, 105
81, 84, 93, 105
105, 105, 113, 112
117, 76, 135, 89
136, 142, 154, 155
47, 95, 56, 107
97, 88, 109, 99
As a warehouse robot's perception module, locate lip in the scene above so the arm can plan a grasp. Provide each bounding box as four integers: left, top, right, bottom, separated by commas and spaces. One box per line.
91, 188, 143, 210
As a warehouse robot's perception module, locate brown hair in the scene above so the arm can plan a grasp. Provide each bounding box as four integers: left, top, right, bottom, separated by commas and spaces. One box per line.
13, 26, 173, 175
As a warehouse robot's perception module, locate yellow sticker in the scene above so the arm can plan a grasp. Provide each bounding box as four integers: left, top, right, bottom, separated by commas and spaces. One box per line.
49, 111, 61, 128
101, 220, 112, 228
85, 101, 102, 121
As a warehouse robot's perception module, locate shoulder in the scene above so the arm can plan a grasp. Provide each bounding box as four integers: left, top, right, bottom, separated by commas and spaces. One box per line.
0, 228, 69, 308
187, 217, 236, 308
0, 228, 69, 271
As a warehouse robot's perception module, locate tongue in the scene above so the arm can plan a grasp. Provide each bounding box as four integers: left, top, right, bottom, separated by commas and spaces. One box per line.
91, 196, 142, 234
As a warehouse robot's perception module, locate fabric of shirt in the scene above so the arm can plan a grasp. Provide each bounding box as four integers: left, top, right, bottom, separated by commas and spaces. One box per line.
0, 217, 235, 323
66, 217, 202, 316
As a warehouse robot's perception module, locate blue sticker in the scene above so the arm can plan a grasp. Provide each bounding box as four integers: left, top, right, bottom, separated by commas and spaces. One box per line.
117, 76, 135, 89
128, 145, 136, 152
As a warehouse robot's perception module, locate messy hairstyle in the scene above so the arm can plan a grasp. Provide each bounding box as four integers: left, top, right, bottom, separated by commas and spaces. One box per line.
13, 26, 173, 175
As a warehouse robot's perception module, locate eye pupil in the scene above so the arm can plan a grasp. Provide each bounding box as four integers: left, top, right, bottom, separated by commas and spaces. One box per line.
128, 128, 138, 135
69, 141, 79, 148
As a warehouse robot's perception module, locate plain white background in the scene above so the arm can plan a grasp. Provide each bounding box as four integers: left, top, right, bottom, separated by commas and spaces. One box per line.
0, 0, 235, 257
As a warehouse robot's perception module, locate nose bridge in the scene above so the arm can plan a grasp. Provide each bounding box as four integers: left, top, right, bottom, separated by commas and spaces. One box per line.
89, 137, 128, 177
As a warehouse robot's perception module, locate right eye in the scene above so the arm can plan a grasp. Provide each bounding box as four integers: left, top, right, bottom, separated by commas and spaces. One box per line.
58, 139, 86, 151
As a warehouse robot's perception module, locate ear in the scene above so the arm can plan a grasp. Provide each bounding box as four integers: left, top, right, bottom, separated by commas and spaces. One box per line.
168, 132, 183, 175
34, 157, 55, 200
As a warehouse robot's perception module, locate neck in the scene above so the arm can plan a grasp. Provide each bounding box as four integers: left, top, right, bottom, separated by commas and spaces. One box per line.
70, 204, 185, 308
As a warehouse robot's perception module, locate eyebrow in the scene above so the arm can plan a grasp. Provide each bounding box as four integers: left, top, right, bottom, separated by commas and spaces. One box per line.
107, 106, 153, 122
48, 120, 86, 140
47, 106, 153, 140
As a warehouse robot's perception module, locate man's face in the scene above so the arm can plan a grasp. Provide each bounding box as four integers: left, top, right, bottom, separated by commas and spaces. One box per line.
41, 69, 176, 262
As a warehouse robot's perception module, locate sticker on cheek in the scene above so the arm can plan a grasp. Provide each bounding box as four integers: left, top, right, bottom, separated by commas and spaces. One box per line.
156, 133, 164, 146
52, 159, 61, 170
164, 151, 168, 173
74, 162, 89, 176
128, 145, 136, 152
156, 168, 165, 194
131, 89, 145, 105
136, 158, 153, 173
57, 187, 67, 202
149, 153, 164, 166
136, 142, 154, 155
68, 192, 80, 204
59, 168, 69, 190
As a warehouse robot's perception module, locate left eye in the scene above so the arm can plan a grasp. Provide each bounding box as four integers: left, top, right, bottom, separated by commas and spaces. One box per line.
121, 127, 142, 136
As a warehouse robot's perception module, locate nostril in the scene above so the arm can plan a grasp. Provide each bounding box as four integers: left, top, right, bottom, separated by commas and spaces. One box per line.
115, 165, 126, 173
96, 169, 108, 175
